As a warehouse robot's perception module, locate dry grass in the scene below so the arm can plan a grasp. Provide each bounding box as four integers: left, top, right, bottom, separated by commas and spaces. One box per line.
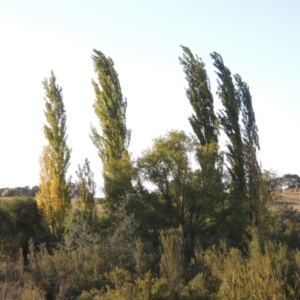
0, 197, 16, 202
274, 192, 300, 212
70, 198, 105, 214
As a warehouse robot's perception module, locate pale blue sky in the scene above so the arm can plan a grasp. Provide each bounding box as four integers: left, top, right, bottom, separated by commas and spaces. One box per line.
0, 0, 299, 192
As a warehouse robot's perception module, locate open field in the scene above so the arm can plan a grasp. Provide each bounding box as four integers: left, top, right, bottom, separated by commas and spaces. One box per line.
0, 197, 105, 214
3, 193, 300, 216
274, 192, 300, 213
71, 198, 105, 214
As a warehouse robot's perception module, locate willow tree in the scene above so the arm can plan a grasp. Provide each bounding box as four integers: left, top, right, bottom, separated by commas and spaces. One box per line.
91, 49, 132, 212
37, 71, 71, 237
137, 131, 206, 241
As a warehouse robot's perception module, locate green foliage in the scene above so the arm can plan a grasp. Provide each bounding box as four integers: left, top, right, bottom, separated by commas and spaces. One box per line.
214, 234, 290, 299
159, 227, 184, 295
6, 198, 44, 247
1, 47, 299, 300
1, 209, 300, 299
137, 131, 200, 240
279, 174, 300, 190
211, 52, 246, 196
26, 214, 137, 299
134, 240, 156, 276
38, 71, 71, 237
137, 130, 225, 250
91, 49, 133, 212
180, 273, 210, 300
28, 230, 105, 299
183, 231, 298, 299
235, 74, 262, 226
179, 46, 219, 149
0, 198, 45, 256
0, 207, 19, 254
91, 49, 131, 162
103, 153, 134, 211
75, 158, 97, 226
210, 52, 249, 244
179, 47, 227, 252
0, 252, 45, 299
137, 131, 195, 228
42, 71, 71, 177
0, 186, 39, 197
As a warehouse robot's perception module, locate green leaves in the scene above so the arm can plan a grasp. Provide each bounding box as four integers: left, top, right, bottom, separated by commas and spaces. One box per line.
91, 49, 131, 163
210, 52, 247, 202
179, 46, 219, 148
75, 158, 96, 225
38, 71, 71, 237
91, 49, 132, 212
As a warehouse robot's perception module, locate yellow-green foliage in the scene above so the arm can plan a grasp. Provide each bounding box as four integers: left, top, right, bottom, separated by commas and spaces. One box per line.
28, 237, 105, 299
2, 222, 300, 299
0, 198, 44, 256
0, 208, 19, 254
190, 231, 293, 300
3, 48, 300, 300
103, 153, 134, 209
75, 158, 97, 225
0, 252, 45, 299
91, 49, 133, 212
159, 227, 184, 294
25, 216, 136, 299
37, 147, 69, 236
38, 71, 71, 237
134, 240, 155, 276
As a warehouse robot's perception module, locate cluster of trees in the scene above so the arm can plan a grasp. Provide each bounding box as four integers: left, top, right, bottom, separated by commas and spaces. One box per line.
1, 47, 298, 299
0, 186, 39, 197
277, 174, 300, 190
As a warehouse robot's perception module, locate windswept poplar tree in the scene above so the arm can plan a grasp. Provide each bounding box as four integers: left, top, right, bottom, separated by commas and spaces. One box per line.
210, 52, 248, 242
91, 49, 132, 212
235, 74, 261, 225
179, 46, 224, 239
179, 46, 219, 152
211, 52, 246, 198
37, 71, 71, 237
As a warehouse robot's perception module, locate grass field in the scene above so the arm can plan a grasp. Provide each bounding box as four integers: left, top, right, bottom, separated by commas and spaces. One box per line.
3, 193, 299, 216
273, 192, 300, 213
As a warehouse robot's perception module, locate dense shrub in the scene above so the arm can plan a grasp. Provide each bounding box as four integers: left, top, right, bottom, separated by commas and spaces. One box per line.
0, 208, 19, 255
0, 198, 45, 257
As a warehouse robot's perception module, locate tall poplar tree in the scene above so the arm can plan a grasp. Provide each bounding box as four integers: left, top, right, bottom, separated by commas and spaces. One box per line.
235, 74, 261, 225
179, 46, 219, 151
91, 49, 132, 211
210, 52, 248, 242
211, 52, 246, 198
37, 71, 71, 237
179, 46, 224, 239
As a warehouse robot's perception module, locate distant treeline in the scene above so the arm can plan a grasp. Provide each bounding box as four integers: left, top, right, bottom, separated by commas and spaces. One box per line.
0, 186, 39, 197
0, 183, 80, 198
278, 173, 300, 188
